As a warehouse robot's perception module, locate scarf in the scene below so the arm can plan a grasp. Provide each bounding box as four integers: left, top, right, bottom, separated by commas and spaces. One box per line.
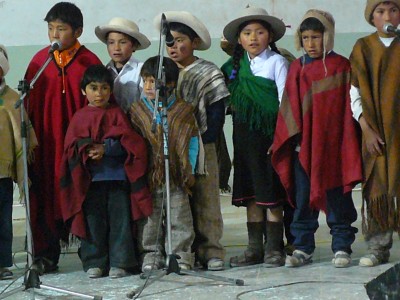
221, 53, 279, 139
53, 41, 81, 94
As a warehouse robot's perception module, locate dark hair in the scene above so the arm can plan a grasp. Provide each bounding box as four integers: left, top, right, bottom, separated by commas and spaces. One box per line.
169, 22, 199, 41
299, 17, 325, 33
105, 31, 139, 48
44, 2, 83, 31
229, 20, 280, 81
80, 64, 114, 91
140, 56, 179, 84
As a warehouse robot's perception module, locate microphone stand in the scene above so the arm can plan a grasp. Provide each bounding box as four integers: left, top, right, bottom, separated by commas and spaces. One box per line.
0, 49, 101, 300
126, 15, 243, 300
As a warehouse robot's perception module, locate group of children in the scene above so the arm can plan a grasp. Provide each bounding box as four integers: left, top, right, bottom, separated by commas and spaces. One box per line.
1, 0, 400, 280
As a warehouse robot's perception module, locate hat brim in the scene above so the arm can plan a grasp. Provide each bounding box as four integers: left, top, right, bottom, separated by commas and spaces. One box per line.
154, 11, 211, 50
223, 15, 286, 44
95, 25, 151, 50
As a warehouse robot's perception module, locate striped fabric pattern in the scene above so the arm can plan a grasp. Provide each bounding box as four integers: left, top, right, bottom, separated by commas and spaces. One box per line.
176, 58, 230, 134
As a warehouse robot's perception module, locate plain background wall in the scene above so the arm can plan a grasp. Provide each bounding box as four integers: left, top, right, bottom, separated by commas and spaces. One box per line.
1, 0, 376, 88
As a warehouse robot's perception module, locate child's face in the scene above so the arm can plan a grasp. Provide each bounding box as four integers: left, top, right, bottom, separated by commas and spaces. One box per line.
372, 2, 400, 37
106, 32, 137, 69
143, 76, 156, 100
47, 19, 82, 50
82, 82, 111, 109
166, 31, 198, 68
301, 30, 324, 59
238, 22, 271, 59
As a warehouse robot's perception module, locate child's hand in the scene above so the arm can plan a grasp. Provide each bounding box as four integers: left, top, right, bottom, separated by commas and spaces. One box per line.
87, 143, 105, 160
359, 116, 385, 156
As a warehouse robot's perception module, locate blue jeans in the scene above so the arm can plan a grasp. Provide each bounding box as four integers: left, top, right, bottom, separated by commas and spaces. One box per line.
79, 181, 137, 271
0, 178, 13, 267
291, 155, 358, 255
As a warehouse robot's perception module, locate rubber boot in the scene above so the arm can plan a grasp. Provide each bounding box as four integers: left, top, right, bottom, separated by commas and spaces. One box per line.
264, 221, 285, 268
230, 222, 264, 267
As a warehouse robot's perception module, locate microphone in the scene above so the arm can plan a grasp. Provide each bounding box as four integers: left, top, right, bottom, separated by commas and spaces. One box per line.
383, 23, 400, 35
161, 13, 175, 47
49, 40, 62, 53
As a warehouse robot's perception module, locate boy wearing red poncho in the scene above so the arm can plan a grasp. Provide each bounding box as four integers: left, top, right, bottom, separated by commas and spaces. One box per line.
24, 2, 102, 272
272, 9, 362, 268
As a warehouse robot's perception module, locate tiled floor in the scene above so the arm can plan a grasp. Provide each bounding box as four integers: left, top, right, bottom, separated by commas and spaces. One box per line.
0, 190, 399, 299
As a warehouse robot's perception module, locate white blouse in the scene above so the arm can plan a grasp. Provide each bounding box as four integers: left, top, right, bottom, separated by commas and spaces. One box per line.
247, 48, 289, 102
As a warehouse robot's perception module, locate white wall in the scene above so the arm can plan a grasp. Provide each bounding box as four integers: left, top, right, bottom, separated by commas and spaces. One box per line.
0, 0, 373, 46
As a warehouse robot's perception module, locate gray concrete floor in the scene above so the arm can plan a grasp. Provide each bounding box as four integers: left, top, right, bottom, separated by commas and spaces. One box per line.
1, 190, 399, 299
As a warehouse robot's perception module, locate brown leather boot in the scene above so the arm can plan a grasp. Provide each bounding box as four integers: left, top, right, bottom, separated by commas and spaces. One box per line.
230, 222, 264, 267
264, 221, 285, 268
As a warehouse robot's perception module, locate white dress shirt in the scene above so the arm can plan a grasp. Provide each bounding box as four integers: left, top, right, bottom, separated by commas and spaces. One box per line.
106, 56, 144, 113
247, 48, 289, 102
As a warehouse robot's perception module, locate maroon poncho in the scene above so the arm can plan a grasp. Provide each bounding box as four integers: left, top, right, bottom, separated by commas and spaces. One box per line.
59, 104, 152, 238
272, 53, 362, 211
25, 45, 101, 249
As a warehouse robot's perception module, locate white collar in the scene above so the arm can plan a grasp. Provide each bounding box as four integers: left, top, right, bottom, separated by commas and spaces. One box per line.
247, 48, 273, 65
379, 36, 396, 47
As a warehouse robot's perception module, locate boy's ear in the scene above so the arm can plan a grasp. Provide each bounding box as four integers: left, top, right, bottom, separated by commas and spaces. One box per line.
74, 27, 83, 39
81, 88, 86, 96
192, 37, 201, 50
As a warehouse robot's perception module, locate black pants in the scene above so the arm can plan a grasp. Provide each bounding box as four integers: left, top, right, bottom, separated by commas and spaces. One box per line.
79, 181, 137, 271
0, 178, 13, 267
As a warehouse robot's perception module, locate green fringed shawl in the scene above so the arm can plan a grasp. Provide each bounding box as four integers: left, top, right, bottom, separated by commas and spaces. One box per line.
222, 54, 279, 138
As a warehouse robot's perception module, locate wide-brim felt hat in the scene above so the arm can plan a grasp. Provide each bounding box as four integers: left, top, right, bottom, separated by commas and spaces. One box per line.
95, 17, 150, 50
223, 6, 286, 44
365, 0, 400, 26
153, 11, 211, 50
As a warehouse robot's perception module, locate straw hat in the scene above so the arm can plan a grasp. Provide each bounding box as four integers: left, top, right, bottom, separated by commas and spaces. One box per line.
364, 0, 400, 26
153, 11, 211, 50
223, 6, 286, 44
295, 9, 335, 52
0, 44, 9, 76
95, 17, 150, 50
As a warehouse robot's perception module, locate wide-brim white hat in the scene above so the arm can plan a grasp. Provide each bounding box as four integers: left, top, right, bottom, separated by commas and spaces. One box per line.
153, 11, 211, 50
95, 17, 150, 50
223, 6, 286, 44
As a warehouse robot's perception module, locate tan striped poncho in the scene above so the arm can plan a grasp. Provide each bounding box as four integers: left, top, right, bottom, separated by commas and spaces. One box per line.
0, 81, 37, 199
176, 58, 230, 134
130, 95, 198, 195
350, 32, 400, 233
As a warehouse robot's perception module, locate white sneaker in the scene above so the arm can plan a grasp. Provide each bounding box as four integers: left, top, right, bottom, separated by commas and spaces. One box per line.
87, 268, 103, 278
285, 250, 312, 267
332, 251, 351, 268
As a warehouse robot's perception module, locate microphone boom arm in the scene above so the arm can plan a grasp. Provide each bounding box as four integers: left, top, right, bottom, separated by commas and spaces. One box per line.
14, 54, 53, 109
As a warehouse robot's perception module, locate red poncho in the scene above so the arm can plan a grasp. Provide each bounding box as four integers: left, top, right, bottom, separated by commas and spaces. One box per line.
59, 104, 152, 238
272, 53, 362, 211
25, 45, 102, 249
